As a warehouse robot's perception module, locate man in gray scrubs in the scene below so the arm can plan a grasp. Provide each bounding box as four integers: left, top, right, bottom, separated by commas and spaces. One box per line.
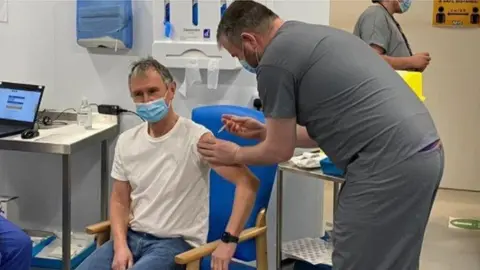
197, 1, 444, 269
354, 0, 431, 72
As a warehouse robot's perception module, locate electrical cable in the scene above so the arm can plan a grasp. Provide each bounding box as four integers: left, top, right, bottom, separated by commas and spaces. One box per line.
52, 108, 76, 122
120, 109, 145, 122
36, 108, 75, 126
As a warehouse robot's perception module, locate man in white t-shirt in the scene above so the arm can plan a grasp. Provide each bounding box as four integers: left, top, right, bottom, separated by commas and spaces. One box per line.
77, 57, 260, 270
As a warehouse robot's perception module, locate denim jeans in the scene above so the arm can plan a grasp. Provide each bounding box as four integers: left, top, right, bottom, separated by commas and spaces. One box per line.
77, 229, 192, 270
0, 216, 32, 270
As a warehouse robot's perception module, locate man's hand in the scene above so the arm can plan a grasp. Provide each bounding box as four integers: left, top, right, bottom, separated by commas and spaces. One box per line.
211, 242, 237, 270
112, 246, 133, 270
410, 52, 431, 71
221, 114, 266, 141
197, 136, 241, 165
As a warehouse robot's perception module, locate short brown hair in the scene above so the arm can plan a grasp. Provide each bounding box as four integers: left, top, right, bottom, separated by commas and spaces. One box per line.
128, 56, 174, 85
217, 0, 278, 47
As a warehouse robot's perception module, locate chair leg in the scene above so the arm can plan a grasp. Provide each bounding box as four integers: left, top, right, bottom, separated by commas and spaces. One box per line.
256, 232, 268, 270
255, 209, 268, 270
186, 260, 200, 270
96, 230, 111, 247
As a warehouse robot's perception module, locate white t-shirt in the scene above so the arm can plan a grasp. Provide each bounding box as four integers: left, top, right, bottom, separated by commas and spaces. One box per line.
111, 117, 211, 247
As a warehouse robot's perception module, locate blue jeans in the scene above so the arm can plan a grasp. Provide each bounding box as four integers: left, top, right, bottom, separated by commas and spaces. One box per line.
0, 216, 32, 270
77, 229, 192, 270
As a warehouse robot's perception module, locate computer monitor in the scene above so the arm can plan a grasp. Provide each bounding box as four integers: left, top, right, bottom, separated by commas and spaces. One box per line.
0, 82, 45, 125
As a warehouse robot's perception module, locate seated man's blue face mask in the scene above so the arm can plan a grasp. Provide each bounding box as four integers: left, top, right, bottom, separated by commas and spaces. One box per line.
135, 92, 170, 123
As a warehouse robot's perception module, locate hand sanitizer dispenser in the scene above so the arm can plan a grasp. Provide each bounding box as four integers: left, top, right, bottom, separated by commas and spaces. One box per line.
76, 0, 134, 50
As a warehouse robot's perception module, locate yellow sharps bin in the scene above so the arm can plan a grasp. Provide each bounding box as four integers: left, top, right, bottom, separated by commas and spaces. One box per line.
396, 70, 425, 102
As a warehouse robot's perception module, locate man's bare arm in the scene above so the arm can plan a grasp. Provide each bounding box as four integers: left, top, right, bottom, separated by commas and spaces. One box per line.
296, 125, 318, 148
200, 133, 260, 237
235, 117, 297, 165
110, 180, 131, 251
371, 44, 413, 70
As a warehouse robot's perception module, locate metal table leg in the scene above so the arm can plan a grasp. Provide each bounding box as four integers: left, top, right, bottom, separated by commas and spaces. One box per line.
276, 169, 284, 269
100, 140, 109, 220
333, 183, 340, 221
62, 155, 71, 270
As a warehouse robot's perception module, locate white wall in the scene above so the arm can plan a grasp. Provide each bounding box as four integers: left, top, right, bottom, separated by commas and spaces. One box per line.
330, 1, 480, 191
0, 0, 153, 231
0, 1, 331, 269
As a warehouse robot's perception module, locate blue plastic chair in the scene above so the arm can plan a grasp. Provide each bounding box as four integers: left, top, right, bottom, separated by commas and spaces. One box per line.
174, 105, 278, 270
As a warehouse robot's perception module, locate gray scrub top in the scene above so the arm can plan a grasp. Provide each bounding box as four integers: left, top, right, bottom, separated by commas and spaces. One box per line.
353, 5, 412, 57
256, 21, 439, 176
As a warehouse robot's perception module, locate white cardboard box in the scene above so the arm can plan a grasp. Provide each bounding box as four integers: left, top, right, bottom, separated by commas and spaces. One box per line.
0, 195, 19, 219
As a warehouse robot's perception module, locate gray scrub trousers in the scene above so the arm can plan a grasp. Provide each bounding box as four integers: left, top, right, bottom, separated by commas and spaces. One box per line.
256, 21, 443, 269
334, 143, 444, 270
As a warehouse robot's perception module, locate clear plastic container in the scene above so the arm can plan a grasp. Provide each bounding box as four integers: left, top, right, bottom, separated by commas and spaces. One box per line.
77, 96, 92, 129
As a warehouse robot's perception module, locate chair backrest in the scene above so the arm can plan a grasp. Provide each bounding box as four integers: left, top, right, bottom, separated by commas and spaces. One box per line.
191, 105, 277, 262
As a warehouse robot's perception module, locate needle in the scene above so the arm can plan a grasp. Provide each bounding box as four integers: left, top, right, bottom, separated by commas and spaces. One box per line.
218, 125, 226, 133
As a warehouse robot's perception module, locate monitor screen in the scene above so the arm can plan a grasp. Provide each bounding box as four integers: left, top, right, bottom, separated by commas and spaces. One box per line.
0, 87, 42, 122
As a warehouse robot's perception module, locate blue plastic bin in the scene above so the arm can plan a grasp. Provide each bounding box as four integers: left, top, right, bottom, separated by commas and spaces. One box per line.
31, 239, 96, 269
320, 157, 344, 177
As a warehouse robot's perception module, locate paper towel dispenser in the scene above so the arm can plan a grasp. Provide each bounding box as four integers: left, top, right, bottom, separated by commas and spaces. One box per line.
76, 0, 134, 50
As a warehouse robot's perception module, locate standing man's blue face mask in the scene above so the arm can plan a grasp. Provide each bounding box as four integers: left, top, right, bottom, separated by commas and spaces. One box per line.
399, 0, 412, 13
135, 92, 170, 123
240, 60, 257, 74
239, 39, 261, 74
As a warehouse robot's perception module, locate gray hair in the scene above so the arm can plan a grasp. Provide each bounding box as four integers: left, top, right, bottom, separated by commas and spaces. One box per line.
128, 56, 174, 85
216, 0, 278, 47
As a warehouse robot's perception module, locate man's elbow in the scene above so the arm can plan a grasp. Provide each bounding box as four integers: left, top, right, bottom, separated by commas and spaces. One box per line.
240, 174, 260, 194
281, 147, 295, 162
271, 145, 294, 163
233, 168, 260, 194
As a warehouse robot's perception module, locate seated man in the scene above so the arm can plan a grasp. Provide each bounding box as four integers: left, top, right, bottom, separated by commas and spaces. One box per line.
0, 215, 32, 270
77, 57, 259, 270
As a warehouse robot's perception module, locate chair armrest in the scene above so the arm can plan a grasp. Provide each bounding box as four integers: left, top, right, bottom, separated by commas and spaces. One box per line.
85, 220, 111, 234
175, 226, 267, 265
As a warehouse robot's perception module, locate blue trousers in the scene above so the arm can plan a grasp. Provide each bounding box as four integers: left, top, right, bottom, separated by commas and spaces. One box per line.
0, 216, 32, 270
77, 229, 192, 270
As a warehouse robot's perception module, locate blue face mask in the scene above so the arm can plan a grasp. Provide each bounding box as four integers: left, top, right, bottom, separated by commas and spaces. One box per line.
240, 41, 260, 74
240, 60, 257, 74
135, 96, 170, 123
399, 0, 412, 13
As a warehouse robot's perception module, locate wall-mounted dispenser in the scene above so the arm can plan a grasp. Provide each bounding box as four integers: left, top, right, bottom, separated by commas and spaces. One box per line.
152, 0, 268, 70
76, 0, 134, 50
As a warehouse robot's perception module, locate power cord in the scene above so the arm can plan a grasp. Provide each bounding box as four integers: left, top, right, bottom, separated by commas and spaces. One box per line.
52, 108, 76, 122
98, 104, 145, 122
39, 104, 145, 125
37, 108, 75, 126
122, 110, 144, 121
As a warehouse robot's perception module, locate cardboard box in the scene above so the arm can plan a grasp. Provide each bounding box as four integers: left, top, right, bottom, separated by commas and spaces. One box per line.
0, 195, 19, 219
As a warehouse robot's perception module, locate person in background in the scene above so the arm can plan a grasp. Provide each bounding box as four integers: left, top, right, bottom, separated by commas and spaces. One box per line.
197, 1, 443, 269
77, 57, 259, 270
353, 0, 431, 72
0, 215, 32, 270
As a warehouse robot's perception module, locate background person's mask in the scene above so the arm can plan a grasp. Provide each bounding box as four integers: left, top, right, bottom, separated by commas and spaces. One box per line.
399, 0, 412, 13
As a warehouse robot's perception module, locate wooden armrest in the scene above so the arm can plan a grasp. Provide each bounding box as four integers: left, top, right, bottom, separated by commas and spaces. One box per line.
175, 226, 267, 265
85, 220, 111, 234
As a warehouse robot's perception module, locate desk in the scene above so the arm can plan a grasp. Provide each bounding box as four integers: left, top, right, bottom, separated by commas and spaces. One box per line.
275, 162, 345, 269
0, 112, 119, 270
